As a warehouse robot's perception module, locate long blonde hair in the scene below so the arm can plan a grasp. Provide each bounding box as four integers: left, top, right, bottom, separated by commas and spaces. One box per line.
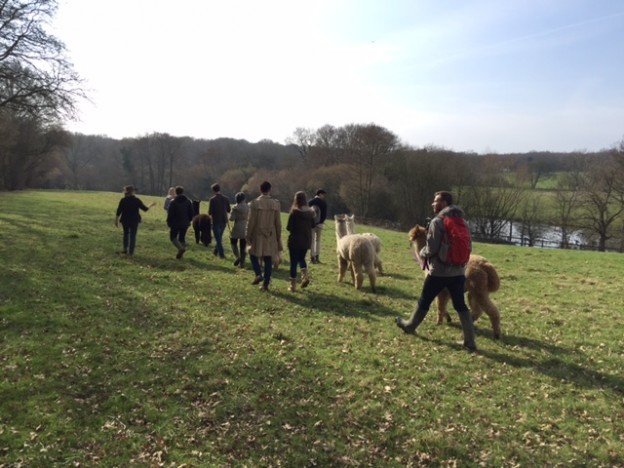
290, 191, 308, 212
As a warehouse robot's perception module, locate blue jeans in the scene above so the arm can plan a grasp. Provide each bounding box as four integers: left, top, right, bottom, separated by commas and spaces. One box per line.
212, 223, 226, 257
289, 247, 308, 279
122, 222, 139, 254
250, 255, 272, 286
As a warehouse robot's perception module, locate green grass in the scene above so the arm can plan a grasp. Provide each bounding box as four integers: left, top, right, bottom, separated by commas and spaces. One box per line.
1, 190, 623, 466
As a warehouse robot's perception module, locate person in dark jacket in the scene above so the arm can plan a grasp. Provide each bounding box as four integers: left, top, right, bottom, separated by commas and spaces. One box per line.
115, 185, 156, 256
208, 183, 231, 259
395, 190, 477, 351
167, 186, 195, 259
308, 189, 327, 264
286, 191, 316, 292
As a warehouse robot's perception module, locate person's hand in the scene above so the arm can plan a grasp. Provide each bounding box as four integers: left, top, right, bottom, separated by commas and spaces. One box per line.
115, 221, 119, 228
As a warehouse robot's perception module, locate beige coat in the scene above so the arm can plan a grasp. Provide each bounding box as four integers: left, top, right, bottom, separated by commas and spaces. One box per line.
246, 194, 282, 257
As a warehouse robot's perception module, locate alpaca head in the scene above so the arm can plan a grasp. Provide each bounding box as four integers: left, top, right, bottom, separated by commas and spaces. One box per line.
192, 200, 201, 216
334, 214, 349, 239
408, 224, 427, 250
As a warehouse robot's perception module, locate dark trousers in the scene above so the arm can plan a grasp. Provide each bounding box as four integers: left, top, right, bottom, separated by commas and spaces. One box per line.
170, 226, 189, 250
250, 255, 272, 286
122, 222, 139, 254
418, 275, 468, 312
230, 238, 247, 258
289, 247, 308, 279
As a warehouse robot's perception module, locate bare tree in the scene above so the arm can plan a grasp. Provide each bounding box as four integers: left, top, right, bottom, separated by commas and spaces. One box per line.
0, 0, 85, 190
0, 0, 84, 121
551, 154, 585, 248
517, 192, 544, 246
462, 181, 525, 241
341, 123, 400, 217
286, 127, 315, 160
579, 154, 624, 251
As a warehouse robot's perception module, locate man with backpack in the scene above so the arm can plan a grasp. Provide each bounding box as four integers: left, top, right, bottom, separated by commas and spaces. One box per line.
395, 190, 477, 351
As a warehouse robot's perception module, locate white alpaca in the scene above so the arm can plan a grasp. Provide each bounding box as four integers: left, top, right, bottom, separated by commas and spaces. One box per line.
343, 214, 383, 274
335, 215, 377, 292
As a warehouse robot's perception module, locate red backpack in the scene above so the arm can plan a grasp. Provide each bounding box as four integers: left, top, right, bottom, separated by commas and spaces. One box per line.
442, 216, 471, 266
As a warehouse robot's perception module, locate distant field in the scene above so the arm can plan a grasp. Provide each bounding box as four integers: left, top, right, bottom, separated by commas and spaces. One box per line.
1, 190, 622, 466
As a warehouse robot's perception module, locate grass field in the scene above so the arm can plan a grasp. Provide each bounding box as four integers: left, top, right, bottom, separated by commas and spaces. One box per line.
1, 190, 623, 467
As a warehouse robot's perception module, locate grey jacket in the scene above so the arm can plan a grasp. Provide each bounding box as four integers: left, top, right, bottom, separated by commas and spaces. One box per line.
419, 205, 471, 277
229, 202, 249, 239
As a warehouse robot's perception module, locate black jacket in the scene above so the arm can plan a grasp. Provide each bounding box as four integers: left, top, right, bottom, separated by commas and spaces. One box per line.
116, 195, 149, 225
287, 207, 315, 250
167, 194, 194, 229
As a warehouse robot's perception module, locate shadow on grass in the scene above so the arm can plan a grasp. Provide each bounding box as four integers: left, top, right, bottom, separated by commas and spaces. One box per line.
272, 288, 401, 321
414, 332, 624, 396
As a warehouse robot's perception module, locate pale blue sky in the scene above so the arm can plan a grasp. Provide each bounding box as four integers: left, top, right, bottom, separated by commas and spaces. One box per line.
54, 0, 624, 153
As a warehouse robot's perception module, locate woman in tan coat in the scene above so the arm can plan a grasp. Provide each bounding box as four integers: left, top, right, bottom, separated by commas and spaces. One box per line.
246, 181, 283, 291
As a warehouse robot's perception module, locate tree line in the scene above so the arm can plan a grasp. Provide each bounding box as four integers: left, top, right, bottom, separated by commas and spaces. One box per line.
2, 0, 623, 252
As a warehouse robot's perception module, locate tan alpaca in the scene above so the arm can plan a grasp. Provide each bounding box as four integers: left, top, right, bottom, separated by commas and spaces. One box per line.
343, 214, 383, 274
335, 214, 377, 292
409, 224, 502, 339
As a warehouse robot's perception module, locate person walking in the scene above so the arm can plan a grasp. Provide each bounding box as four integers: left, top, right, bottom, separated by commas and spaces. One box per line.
308, 189, 327, 264
246, 181, 282, 291
167, 186, 194, 259
395, 190, 477, 352
286, 191, 315, 292
115, 185, 156, 256
164, 186, 176, 211
229, 192, 250, 268
208, 183, 231, 259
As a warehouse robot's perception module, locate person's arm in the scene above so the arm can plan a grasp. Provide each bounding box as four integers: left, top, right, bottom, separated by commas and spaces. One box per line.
245, 203, 256, 245
275, 202, 283, 252
139, 199, 156, 211
420, 218, 443, 259
115, 200, 123, 227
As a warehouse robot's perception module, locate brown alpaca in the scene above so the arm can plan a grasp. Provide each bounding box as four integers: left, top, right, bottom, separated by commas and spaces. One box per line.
408, 224, 502, 339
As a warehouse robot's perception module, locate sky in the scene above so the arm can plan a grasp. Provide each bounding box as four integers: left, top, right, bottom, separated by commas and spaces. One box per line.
51, 0, 624, 154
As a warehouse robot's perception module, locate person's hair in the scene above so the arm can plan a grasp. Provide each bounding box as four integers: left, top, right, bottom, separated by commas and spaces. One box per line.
167, 186, 176, 196
123, 185, 135, 196
211, 183, 220, 193
316, 189, 326, 196
291, 191, 308, 211
235, 192, 246, 204
435, 191, 453, 206
175, 185, 184, 195
260, 181, 271, 193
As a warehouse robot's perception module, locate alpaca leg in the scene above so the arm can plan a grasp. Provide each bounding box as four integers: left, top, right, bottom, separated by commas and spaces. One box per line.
468, 292, 483, 322
338, 257, 348, 282
481, 295, 502, 339
354, 265, 364, 289
375, 256, 383, 275
368, 269, 377, 293
436, 289, 452, 324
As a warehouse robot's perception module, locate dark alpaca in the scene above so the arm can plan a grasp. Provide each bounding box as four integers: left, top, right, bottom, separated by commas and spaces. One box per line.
192, 200, 212, 247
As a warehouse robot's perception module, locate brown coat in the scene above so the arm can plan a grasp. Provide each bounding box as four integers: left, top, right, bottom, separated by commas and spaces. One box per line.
246, 194, 282, 257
